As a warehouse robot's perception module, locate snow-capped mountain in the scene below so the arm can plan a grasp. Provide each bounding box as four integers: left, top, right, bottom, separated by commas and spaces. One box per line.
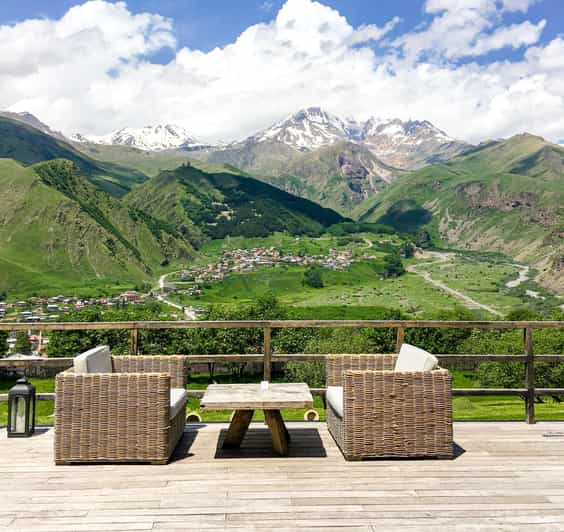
71, 124, 204, 152
361, 118, 465, 169
242, 107, 467, 168
250, 107, 362, 151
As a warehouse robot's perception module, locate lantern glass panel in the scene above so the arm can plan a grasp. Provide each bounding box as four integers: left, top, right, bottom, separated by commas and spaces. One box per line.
13, 396, 26, 433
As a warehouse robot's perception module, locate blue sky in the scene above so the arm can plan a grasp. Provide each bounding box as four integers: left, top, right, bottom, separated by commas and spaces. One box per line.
0, 0, 563, 143
1, 0, 561, 58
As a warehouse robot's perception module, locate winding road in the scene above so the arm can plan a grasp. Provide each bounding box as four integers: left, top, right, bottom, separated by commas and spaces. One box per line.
156, 271, 197, 320
407, 252, 503, 317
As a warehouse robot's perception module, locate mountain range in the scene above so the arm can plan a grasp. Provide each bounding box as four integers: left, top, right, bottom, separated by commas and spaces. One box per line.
67, 106, 468, 168
0, 117, 343, 295
71, 124, 210, 152
0, 108, 562, 294
66, 107, 469, 215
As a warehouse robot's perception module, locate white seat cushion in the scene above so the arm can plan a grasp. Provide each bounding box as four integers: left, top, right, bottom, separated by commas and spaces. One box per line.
73, 345, 112, 374
326, 386, 344, 418
395, 343, 439, 372
170, 388, 188, 420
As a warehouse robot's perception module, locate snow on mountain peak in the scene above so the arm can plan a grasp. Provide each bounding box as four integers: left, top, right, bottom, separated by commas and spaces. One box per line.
248, 108, 455, 153
362, 118, 453, 144
252, 107, 358, 151
71, 124, 202, 151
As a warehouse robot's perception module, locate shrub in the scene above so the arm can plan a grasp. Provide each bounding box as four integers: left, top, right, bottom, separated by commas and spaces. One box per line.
303, 266, 324, 288
0, 331, 8, 358
382, 252, 405, 278
14, 332, 32, 355
284, 361, 326, 388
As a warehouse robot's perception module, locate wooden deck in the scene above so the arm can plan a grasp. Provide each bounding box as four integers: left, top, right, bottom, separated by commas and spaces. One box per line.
1, 422, 564, 531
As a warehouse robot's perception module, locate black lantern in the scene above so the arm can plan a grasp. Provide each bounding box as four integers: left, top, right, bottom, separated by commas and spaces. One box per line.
7, 378, 36, 437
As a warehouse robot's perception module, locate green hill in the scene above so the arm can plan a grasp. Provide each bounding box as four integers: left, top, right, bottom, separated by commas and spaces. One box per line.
0, 158, 192, 296
191, 141, 401, 216
258, 142, 400, 216
126, 163, 344, 246
0, 117, 148, 196
356, 134, 564, 292
74, 139, 401, 217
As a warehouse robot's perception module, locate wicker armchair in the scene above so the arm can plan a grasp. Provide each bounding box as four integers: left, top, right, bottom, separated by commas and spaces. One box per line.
326, 354, 453, 460
55, 355, 188, 465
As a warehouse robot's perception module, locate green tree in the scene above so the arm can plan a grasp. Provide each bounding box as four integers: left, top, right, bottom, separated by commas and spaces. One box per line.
303, 266, 324, 288
406, 307, 475, 354
0, 331, 8, 358
14, 332, 32, 355
382, 252, 405, 278
47, 303, 174, 357
401, 241, 415, 258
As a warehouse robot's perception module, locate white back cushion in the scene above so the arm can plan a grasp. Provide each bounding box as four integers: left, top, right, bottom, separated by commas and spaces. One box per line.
395, 343, 438, 372
73, 345, 112, 374
326, 386, 344, 418
170, 388, 188, 420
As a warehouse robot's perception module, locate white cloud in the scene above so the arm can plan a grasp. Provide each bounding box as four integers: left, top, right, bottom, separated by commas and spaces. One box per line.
0, 0, 563, 145
395, 0, 546, 60
471, 20, 546, 55
500, 0, 540, 12
348, 17, 402, 46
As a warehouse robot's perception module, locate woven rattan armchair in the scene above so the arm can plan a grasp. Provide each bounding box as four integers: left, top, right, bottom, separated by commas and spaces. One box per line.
326, 354, 453, 460
55, 355, 188, 465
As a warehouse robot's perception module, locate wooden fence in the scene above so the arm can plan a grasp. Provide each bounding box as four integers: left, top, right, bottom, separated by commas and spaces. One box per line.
1, 319, 563, 424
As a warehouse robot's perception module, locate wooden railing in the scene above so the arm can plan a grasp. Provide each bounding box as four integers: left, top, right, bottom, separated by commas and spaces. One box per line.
1, 319, 563, 424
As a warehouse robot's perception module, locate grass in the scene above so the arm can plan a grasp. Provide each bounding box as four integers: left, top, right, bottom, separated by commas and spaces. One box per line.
2, 371, 563, 427
170, 263, 480, 317
168, 236, 562, 318
0, 378, 55, 426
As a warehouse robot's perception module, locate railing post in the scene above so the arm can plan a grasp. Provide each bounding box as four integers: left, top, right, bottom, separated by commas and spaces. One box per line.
396, 327, 404, 353
263, 327, 272, 381
524, 327, 535, 424
130, 328, 139, 356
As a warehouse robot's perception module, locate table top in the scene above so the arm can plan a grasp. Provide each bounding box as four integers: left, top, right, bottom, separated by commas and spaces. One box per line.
201, 383, 314, 410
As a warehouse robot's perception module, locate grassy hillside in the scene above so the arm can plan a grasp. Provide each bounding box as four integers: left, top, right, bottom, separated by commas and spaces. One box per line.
0, 117, 148, 196
198, 140, 298, 177
263, 142, 399, 216
75, 139, 401, 217
192, 141, 401, 216
126, 163, 344, 246
357, 134, 564, 292
0, 158, 192, 296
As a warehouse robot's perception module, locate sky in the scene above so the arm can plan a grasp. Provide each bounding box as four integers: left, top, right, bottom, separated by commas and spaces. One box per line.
0, 0, 563, 143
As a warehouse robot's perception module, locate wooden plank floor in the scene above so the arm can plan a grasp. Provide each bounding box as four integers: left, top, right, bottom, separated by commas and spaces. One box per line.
1, 422, 564, 531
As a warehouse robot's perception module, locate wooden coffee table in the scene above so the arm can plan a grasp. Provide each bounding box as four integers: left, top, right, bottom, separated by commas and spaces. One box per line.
201, 383, 314, 456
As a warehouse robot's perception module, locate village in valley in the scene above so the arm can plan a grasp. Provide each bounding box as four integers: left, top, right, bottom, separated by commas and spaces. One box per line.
0, 245, 376, 357
0, 292, 151, 358
163, 246, 369, 296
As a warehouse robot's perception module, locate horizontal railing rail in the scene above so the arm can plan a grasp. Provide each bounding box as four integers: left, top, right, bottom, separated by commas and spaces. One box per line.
1, 319, 563, 331
0, 319, 563, 423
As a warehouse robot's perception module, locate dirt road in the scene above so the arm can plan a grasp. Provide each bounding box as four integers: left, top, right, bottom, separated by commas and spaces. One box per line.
407, 252, 503, 317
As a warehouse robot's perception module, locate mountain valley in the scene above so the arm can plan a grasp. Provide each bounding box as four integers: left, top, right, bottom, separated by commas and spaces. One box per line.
0, 108, 562, 301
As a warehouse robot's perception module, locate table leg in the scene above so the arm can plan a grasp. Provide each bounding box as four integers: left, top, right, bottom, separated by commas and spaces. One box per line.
264, 409, 289, 456
223, 409, 254, 448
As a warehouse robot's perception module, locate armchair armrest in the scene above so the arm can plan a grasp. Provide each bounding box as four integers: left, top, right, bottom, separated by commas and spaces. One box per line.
112, 355, 187, 388
326, 354, 397, 386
